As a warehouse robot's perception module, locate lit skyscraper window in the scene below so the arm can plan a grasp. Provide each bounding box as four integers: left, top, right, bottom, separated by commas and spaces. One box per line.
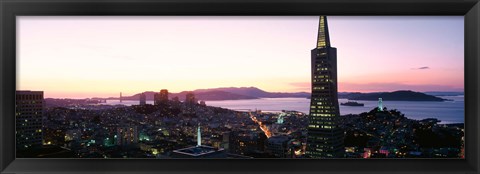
306, 16, 344, 158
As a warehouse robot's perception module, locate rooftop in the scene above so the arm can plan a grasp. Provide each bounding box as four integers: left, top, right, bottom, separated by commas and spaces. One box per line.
172, 145, 224, 157
268, 135, 291, 143
16, 90, 44, 94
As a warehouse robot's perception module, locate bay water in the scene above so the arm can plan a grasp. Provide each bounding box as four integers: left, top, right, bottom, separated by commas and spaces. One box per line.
106, 95, 464, 124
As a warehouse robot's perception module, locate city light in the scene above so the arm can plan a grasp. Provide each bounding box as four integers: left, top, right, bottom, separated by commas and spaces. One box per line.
15, 16, 464, 159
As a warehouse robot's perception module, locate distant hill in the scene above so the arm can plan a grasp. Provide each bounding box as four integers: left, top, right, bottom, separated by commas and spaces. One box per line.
98, 87, 449, 102
118, 91, 256, 101
186, 90, 259, 101
340, 90, 448, 101
118, 87, 309, 101
195, 87, 310, 98
424, 91, 464, 96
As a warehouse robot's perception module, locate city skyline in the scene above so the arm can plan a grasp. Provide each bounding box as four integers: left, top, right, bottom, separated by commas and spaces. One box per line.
15, 16, 465, 159
17, 16, 464, 99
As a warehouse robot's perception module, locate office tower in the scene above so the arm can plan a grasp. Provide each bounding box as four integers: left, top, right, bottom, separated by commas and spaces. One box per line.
306, 16, 344, 158
120, 92, 122, 103
154, 89, 169, 106
160, 89, 168, 102
183, 92, 196, 114
171, 96, 181, 109
139, 93, 146, 105
185, 92, 196, 105
16, 90, 44, 149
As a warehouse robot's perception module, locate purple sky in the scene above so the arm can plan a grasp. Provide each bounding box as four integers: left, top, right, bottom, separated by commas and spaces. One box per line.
17, 16, 464, 98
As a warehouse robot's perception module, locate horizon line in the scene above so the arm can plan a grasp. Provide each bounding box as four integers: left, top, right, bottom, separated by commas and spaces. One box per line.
17, 88, 465, 100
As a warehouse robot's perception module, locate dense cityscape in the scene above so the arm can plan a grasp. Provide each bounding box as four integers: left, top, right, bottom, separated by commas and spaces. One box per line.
16, 16, 464, 158
15, 90, 465, 158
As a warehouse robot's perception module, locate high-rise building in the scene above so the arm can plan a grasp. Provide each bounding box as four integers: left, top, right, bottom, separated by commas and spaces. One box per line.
139, 93, 146, 105
306, 16, 344, 158
16, 90, 44, 149
160, 89, 168, 101
171, 96, 181, 109
154, 89, 169, 105
184, 92, 196, 114
185, 92, 196, 105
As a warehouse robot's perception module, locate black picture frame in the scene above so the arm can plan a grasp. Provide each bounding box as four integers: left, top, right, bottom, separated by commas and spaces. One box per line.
1, 0, 479, 173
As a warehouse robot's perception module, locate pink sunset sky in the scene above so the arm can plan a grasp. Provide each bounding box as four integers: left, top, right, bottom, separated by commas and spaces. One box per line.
17, 16, 464, 99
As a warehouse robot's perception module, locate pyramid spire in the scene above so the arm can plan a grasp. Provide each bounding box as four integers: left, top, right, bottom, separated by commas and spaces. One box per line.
316, 16, 331, 48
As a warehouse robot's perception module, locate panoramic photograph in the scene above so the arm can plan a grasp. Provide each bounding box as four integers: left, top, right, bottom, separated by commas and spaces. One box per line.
16, 16, 464, 158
